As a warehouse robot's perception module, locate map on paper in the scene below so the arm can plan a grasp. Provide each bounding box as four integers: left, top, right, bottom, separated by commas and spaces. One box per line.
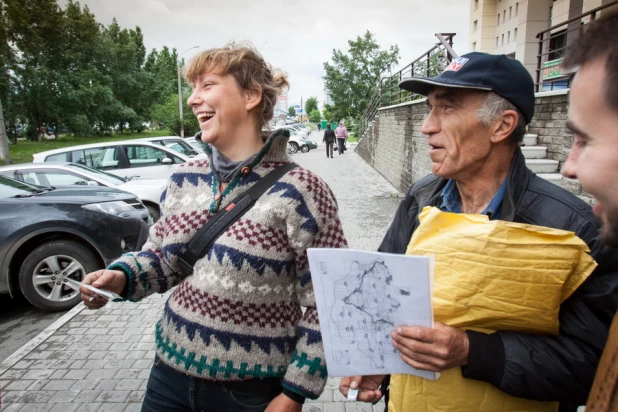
307, 248, 437, 379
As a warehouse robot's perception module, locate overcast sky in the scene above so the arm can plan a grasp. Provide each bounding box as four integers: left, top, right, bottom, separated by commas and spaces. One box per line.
58, 0, 470, 110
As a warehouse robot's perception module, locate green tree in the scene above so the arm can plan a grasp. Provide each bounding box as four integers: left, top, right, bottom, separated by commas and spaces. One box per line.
323, 31, 399, 127
288, 106, 296, 117
0, 0, 12, 162
309, 109, 320, 123
5, 0, 66, 140
322, 105, 333, 123
151, 92, 199, 137
304, 96, 318, 117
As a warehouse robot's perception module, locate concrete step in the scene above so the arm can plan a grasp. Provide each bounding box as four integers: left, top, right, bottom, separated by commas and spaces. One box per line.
521, 146, 548, 159
526, 158, 560, 173
523, 134, 538, 146
537, 173, 562, 186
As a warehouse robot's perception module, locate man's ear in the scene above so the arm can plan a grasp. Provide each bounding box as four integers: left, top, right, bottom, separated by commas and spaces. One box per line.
245, 86, 262, 111
490, 110, 518, 144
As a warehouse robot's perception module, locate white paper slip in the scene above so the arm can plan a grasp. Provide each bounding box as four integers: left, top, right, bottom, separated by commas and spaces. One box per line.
81, 284, 123, 301
307, 248, 437, 380
347, 388, 358, 400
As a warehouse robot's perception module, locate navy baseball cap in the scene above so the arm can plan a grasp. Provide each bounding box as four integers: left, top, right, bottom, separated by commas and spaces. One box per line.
399, 52, 535, 124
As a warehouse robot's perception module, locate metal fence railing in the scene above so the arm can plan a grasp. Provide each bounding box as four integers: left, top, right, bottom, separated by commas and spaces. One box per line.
535, 0, 618, 92
357, 33, 458, 140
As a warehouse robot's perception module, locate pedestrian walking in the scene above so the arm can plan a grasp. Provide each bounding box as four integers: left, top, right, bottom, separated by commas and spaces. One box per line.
80, 42, 347, 412
323, 123, 335, 158
317, 122, 321, 132
335, 121, 348, 154
561, 11, 618, 412
339, 52, 618, 412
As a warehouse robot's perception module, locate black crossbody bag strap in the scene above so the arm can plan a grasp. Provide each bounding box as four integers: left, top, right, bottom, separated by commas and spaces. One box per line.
177, 163, 298, 276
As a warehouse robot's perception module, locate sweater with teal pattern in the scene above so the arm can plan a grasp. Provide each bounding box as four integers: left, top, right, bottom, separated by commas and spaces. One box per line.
108, 130, 347, 399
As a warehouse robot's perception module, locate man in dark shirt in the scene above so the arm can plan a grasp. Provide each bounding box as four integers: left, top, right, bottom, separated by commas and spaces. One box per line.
323, 123, 335, 158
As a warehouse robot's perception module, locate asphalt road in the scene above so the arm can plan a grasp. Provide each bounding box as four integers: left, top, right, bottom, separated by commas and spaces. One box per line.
0, 292, 68, 363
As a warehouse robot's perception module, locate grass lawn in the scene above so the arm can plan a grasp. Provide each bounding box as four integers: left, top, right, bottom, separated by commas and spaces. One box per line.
7, 130, 174, 164
348, 133, 358, 143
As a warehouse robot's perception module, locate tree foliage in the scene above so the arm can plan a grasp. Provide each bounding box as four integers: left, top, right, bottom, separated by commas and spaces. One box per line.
0, 0, 11, 162
288, 106, 296, 117
151, 92, 199, 137
323, 31, 399, 129
304, 96, 318, 117
322, 105, 333, 123
308, 109, 320, 123
0, 0, 192, 142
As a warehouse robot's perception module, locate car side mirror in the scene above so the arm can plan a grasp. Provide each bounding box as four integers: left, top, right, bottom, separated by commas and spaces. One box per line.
161, 157, 173, 165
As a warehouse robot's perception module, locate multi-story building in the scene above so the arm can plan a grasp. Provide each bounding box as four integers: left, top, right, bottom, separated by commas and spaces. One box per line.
469, 0, 618, 89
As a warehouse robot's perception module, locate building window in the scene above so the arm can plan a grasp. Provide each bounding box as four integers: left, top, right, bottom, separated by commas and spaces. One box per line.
497, 13, 500, 25
514, 28, 518, 42
502, 33, 505, 45
496, 37, 499, 48
548, 29, 567, 61
515, 2, 519, 16
509, 6, 512, 18
508, 31, 511, 43
503, 10, 506, 23
474, 0, 479, 11
473, 42, 477, 51
473, 20, 478, 32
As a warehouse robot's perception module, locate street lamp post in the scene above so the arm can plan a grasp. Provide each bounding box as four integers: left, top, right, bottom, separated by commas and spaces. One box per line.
177, 46, 199, 138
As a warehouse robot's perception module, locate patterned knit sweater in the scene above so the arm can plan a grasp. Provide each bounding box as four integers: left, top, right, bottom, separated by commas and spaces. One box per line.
108, 129, 347, 399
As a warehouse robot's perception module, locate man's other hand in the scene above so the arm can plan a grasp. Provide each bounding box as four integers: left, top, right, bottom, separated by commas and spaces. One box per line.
391, 322, 469, 372
339, 375, 384, 403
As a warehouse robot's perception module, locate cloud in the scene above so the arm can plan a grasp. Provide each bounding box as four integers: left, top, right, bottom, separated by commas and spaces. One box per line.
58, 0, 469, 108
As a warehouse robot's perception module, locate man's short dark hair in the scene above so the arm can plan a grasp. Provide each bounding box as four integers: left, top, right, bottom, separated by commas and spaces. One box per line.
563, 10, 618, 111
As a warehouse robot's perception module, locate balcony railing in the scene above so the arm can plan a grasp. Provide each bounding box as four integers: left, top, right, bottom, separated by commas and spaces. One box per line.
357, 33, 458, 139
535, 0, 618, 92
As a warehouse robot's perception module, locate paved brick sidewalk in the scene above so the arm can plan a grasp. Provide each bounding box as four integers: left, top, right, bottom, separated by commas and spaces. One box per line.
0, 131, 401, 412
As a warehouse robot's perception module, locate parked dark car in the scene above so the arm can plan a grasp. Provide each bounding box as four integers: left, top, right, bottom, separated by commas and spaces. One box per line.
0, 176, 150, 312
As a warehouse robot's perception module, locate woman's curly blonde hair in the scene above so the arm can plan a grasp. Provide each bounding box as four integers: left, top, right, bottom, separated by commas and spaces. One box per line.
184, 42, 289, 131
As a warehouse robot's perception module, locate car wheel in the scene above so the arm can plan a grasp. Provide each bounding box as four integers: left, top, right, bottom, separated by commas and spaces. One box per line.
146, 204, 160, 222
300, 145, 310, 153
288, 142, 299, 154
19, 240, 100, 312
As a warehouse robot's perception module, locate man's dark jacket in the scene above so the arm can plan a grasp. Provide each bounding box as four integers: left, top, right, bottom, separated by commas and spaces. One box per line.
379, 149, 618, 408
323, 128, 336, 144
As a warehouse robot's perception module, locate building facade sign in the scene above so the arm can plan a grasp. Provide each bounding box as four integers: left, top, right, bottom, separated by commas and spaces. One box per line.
542, 58, 564, 80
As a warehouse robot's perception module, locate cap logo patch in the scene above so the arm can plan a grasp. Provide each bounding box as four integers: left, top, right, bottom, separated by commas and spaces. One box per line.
444, 57, 469, 72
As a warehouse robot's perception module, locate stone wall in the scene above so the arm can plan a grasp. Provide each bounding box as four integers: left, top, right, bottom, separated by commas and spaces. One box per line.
356, 90, 590, 202
528, 91, 573, 168
356, 99, 431, 193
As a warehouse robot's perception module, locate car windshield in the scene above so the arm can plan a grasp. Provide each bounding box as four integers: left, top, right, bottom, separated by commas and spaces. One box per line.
0, 175, 38, 198
188, 141, 205, 153
66, 163, 125, 184
158, 139, 197, 156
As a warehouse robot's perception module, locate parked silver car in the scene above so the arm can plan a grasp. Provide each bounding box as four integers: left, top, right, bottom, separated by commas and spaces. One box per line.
32, 140, 190, 180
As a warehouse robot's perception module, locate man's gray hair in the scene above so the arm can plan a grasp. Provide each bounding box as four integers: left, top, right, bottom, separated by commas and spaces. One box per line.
476, 92, 527, 144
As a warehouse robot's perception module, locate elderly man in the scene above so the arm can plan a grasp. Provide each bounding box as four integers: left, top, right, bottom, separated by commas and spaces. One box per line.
561, 12, 618, 412
340, 52, 618, 412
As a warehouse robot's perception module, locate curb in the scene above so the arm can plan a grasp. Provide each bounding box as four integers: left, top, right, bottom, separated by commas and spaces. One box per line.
0, 302, 86, 377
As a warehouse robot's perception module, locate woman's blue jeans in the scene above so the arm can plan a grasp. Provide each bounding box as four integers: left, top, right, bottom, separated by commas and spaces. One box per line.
141, 356, 282, 412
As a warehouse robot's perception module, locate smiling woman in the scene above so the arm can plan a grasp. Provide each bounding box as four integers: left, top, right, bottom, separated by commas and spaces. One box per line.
185, 43, 289, 161
78, 42, 348, 412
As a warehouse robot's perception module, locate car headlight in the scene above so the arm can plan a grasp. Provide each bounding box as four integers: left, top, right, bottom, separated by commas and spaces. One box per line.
82, 201, 136, 217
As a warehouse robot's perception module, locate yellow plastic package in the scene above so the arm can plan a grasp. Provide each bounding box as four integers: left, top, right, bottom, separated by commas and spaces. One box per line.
389, 207, 597, 412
